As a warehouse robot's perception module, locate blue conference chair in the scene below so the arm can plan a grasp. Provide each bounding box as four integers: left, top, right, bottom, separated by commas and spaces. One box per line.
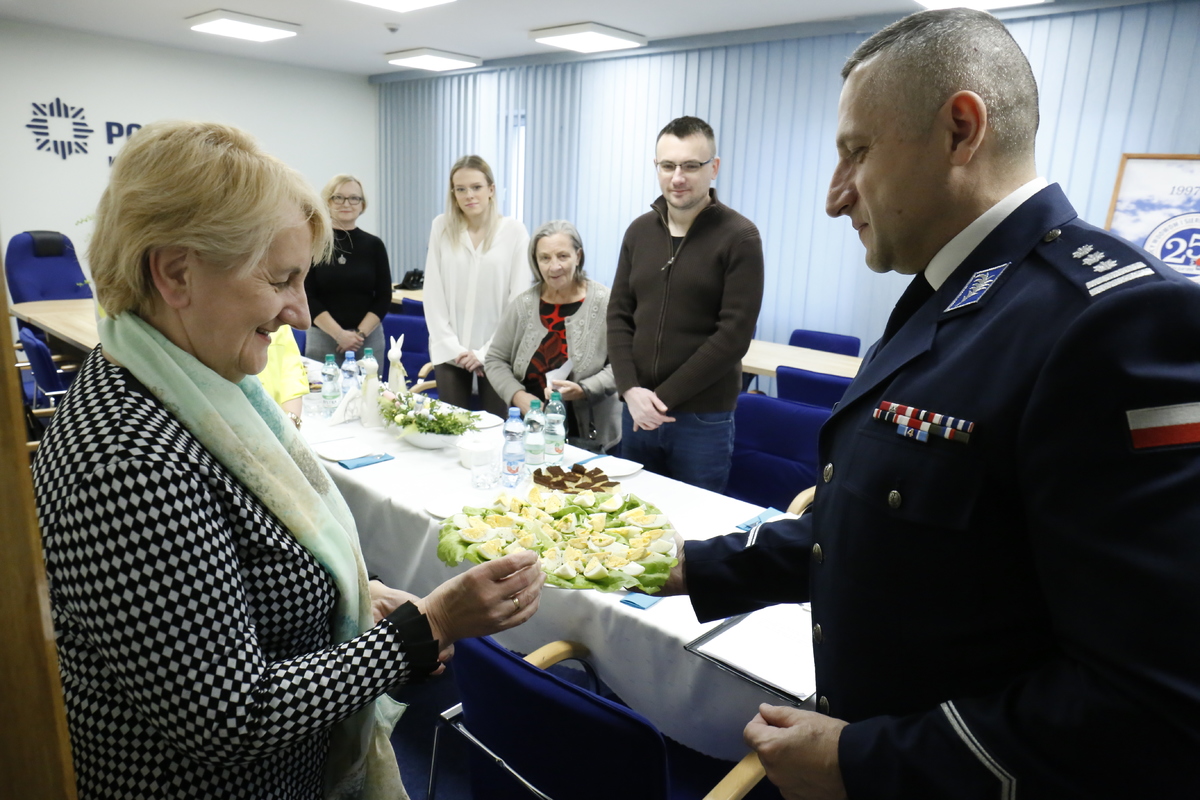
431, 636, 768, 800
5, 231, 93, 305
726, 392, 830, 510
399, 297, 424, 316
291, 326, 306, 356
380, 312, 435, 394
788, 328, 860, 357
775, 366, 852, 410
19, 327, 74, 409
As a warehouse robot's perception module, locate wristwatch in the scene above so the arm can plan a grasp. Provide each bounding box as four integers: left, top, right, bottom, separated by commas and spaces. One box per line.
285, 411, 302, 429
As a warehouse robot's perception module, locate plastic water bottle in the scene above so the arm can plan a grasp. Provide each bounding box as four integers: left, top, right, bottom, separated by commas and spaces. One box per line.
321, 354, 341, 416
359, 348, 382, 428
340, 351, 360, 394
544, 390, 566, 466
501, 407, 525, 488
524, 399, 546, 470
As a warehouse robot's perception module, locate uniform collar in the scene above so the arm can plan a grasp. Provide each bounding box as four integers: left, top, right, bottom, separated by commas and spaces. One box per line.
923, 177, 1049, 290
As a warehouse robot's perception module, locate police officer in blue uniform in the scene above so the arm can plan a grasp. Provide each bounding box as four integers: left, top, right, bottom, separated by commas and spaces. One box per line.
665, 9, 1200, 799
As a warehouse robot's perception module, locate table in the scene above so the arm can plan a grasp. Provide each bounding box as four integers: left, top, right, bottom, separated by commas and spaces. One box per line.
7, 296, 863, 384
390, 288, 424, 305
10, 299, 99, 351
301, 402, 814, 761
742, 338, 861, 379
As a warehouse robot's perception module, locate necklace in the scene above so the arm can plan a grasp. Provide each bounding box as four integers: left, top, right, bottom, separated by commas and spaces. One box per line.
333, 228, 355, 265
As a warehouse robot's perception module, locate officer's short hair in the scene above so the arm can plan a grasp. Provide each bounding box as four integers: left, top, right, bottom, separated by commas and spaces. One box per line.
843, 8, 1039, 163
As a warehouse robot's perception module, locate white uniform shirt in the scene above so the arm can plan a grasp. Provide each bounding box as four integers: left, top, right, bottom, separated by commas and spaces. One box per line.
423, 214, 530, 365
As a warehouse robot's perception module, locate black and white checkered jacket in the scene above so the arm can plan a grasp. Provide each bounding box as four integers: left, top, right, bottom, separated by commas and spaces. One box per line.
34, 348, 433, 799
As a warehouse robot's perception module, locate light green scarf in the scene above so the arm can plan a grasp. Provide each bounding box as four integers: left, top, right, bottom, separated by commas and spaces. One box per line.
100, 312, 406, 800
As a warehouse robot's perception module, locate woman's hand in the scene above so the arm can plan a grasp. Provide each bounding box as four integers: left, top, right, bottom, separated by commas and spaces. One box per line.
548, 379, 584, 403
335, 328, 364, 354
421, 551, 546, 647
456, 350, 483, 375
368, 580, 421, 624
513, 390, 538, 416
369, 580, 451, 675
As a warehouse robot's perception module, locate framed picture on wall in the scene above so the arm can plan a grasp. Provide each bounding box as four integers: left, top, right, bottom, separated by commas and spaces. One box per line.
1106, 154, 1200, 283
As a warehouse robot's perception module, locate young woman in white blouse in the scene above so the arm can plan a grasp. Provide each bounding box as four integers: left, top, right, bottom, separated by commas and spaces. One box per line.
423, 155, 529, 416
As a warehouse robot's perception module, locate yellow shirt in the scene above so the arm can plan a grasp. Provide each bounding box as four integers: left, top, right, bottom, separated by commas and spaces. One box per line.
258, 326, 309, 406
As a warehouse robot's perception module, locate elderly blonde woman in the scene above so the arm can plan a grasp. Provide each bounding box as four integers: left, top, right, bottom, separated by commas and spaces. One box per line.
32, 121, 544, 800
484, 220, 620, 452
423, 155, 529, 416
303, 174, 393, 362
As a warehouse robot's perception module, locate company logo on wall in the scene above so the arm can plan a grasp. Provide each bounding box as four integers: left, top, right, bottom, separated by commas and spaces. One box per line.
27, 97, 95, 160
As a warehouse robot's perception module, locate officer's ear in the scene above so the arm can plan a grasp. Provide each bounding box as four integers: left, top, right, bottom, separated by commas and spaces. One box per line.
941, 90, 988, 167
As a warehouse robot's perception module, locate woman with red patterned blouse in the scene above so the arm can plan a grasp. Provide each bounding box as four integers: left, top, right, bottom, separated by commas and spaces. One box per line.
484, 220, 621, 452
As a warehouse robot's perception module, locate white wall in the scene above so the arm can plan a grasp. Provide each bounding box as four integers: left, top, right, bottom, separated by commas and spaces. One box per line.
0, 20, 378, 281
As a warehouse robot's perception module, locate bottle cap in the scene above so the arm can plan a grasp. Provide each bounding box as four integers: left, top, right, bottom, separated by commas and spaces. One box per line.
508, 407, 521, 417
530, 399, 541, 409
550, 391, 562, 402
364, 348, 373, 358
325, 354, 336, 363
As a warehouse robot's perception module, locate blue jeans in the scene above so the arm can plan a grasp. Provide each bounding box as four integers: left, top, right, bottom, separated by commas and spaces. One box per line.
620, 407, 735, 493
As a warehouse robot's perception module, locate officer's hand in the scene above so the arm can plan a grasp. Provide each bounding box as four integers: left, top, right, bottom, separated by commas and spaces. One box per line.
744, 704, 848, 800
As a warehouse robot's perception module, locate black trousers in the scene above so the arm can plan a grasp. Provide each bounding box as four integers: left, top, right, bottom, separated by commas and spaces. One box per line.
434, 362, 508, 418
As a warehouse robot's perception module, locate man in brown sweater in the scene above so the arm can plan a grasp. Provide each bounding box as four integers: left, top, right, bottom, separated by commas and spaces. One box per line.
607, 116, 764, 492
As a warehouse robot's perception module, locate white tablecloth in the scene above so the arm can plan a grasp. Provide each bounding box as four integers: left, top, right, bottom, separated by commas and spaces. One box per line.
302, 401, 814, 761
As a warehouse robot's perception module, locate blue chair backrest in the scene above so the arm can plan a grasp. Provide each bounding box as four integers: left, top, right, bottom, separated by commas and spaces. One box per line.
775, 366, 852, 410
452, 636, 671, 800
291, 326, 306, 356
5, 231, 93, 304
19, 327, 72, 396
381, 313, 430, 384
400, 297, 424, 316
727, 392, 830, 509
788, 328, 860, 357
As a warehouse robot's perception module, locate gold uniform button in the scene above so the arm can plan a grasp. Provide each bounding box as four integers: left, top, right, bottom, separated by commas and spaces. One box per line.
818, 696, 830, 714
887, 490, 902, 509
823, 463, 834, 483
812, 623, 823, 644
812, 543, 824, 564
1042, 228, 1062, 243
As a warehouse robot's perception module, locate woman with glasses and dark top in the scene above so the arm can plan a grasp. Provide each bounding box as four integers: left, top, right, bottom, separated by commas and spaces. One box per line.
303, 174, 392, 362
485, 220, 621, 452
424, 155, 529, 416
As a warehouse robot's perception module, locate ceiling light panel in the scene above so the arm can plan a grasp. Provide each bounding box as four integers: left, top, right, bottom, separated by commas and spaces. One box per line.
531, 22, 647, 54
187, 10, 300, 42
387, 48, 481, 71
345, 0, 455, 12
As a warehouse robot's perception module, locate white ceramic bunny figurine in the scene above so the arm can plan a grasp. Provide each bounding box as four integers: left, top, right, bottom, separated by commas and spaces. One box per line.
387, 334, 408, 395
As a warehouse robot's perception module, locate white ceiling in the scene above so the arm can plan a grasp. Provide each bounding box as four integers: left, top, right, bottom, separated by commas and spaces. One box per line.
0, 0, 925, 77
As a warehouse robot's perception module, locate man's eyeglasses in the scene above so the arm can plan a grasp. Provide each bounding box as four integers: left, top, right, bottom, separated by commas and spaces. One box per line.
654, 158, 714, 175
331, 195, 363, 205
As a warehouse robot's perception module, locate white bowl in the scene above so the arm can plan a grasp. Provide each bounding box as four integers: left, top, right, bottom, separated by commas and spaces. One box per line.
400, 431, 457, 450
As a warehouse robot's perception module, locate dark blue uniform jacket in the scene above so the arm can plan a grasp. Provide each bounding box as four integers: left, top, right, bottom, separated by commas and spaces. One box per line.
686, 185, 1200, 799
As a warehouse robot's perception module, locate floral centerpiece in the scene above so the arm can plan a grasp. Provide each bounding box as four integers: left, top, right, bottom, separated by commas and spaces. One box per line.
379, 391, 477, 446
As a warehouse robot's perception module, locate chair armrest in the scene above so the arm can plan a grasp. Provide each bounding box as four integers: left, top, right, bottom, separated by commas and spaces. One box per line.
418, 361, 435, 380
524, 640, 590, 670
410, 380, 437, 395
32, 408, 56, 418
787, 485, 816, 515
703, 752, 765, 800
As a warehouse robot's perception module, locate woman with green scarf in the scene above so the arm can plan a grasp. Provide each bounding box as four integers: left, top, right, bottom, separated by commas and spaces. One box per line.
32, 120, 545, 800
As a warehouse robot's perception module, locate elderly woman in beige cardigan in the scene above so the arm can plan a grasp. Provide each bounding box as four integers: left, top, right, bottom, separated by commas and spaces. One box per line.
484, 220, 621, 453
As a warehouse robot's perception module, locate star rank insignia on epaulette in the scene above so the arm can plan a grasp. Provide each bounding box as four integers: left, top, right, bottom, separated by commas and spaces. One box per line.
1070, 240, 1155, 295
